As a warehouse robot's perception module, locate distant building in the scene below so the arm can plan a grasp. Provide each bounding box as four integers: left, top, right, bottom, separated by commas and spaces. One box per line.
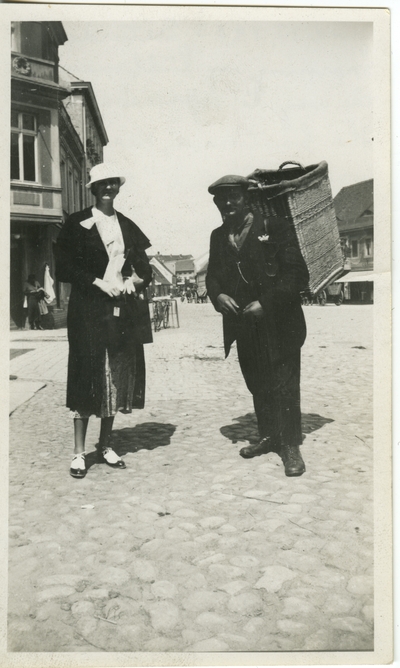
175, 258, 195, 286
334, 179, 374, 303
150, 253, 196, 290
152, 254, 193, 275
194, 252, 209, 297
149, 257, 175, 297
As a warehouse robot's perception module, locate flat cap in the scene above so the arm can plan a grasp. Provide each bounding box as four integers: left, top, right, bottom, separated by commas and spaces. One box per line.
208, 174, 249, 195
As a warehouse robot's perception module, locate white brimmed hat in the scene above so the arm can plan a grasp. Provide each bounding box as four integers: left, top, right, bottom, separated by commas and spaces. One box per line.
85, 163, 126, 188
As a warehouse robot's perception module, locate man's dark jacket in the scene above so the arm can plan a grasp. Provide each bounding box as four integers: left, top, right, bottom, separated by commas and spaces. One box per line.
206, 210, 309, 359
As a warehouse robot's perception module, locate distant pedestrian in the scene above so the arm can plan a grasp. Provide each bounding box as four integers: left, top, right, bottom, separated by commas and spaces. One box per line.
23, 273, 48, 330
55, 163, 153, 479
206, 175, 309, 476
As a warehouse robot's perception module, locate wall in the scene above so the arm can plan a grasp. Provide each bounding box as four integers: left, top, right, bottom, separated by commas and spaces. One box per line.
340, 226, 373, 273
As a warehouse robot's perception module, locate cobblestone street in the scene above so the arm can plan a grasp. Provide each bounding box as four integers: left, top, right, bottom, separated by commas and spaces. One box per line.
8, 302, 373, 653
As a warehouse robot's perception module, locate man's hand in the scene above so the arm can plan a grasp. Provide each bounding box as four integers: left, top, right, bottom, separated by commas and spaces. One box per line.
243, 300, 264, 319
217, 293, 240, 316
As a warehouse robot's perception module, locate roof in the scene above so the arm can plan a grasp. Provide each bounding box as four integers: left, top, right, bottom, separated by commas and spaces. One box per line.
196, 259, 209, 274
70, 82, 108, 146
334, 179, 373, 229
59, 102, 85, 158
194, 251, 209, 273
334, 270, 377, 283
151, 264, 172, 285
48, 22, 68, 46
152, 254, 193, 262
175, 259, 195, 272
150, 257, 174, 281
59, 69, 108, 146
338, 215, 373, 233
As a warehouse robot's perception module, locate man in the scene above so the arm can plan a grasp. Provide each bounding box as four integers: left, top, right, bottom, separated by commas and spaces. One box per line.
206, 175, 309, 476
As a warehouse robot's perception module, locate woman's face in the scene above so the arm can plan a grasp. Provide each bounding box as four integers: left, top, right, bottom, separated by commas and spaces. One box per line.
92, 178, 120, 205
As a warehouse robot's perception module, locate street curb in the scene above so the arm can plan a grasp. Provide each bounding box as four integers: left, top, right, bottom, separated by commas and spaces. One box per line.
9, 380, 47, 415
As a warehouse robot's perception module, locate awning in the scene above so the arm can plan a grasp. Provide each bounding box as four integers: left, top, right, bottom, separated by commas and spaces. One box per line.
334, 271, 376, 283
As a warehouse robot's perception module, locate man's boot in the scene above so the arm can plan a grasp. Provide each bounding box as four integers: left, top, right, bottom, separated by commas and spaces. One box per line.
280, 444, 305, 476
240, 437, 276, 459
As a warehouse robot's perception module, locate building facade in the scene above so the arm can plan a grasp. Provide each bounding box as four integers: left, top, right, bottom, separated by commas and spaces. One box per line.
175, 258, 196, 287
60, 76, 108, 208
149, 254, 195, 294
149, 257, 175, 297
194, 252, 209, 297
56, 75, 108, 314
10, 22, 108, 328
11, 21, 69, 327
334, 179, 374, 303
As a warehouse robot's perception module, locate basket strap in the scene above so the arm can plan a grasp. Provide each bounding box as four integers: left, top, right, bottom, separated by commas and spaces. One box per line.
278, 161, 305, 170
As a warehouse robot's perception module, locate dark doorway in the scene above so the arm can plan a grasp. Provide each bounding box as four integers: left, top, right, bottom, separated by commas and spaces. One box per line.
10, 235, 24, 328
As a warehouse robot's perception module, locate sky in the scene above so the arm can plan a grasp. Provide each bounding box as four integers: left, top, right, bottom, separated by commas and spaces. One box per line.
59, 20, 373, 257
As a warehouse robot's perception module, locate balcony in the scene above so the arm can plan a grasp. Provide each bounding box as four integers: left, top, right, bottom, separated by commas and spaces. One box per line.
12, 52, 56, 83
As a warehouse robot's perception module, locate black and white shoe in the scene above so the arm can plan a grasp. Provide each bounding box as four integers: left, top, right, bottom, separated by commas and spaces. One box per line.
99, 447, 126, 469
70, 452, 86, 478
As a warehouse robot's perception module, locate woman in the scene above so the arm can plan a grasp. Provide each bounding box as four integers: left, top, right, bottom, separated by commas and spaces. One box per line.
55, 163, 153, 479
23, 273, 48, 330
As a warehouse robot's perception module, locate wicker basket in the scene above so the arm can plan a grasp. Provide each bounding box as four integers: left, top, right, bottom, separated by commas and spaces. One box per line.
247, 161, 346, 295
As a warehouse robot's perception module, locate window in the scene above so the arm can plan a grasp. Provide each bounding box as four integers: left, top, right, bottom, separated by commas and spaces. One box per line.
74, 175, 81, 211
68, 169, 74, 213
340, 236, 351, 258
60, 157, 68, 212
351, 240, 359, 258
20, 23, 43, 58
11, 111, 37, 182
365, 238, 373, 257
20, 22, 55, 61
60, 149, 82, 215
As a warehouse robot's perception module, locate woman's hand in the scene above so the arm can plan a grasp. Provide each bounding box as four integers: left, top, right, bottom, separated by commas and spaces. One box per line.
243, 300, 264, 319
217, 293, 240, 315
93, 278, 122, 298
122, 276, 136, 295
131, 270, 144, 292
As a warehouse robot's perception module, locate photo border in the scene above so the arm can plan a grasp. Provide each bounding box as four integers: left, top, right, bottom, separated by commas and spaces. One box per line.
0, 3, 393, 667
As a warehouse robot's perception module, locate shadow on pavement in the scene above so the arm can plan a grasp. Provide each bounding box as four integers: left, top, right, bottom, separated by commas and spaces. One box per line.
85, 422, 176, 470
220, 412, 334, 445
302, 412, 334, 435
220, 413, 259, 444
10, 348, 34, 360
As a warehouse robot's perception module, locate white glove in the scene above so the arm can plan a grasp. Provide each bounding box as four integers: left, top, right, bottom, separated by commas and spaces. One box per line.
93, 278, 122, 298
122, 276, 136, 295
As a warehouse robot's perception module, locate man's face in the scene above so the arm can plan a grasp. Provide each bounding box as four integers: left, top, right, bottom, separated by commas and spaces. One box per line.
213, 187, 247, 221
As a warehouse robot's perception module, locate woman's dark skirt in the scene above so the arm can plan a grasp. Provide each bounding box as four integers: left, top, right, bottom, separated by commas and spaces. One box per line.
70, 343, 146, 419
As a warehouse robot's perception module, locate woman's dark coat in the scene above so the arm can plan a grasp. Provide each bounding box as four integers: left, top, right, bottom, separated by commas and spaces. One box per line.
55, 206, 153, 415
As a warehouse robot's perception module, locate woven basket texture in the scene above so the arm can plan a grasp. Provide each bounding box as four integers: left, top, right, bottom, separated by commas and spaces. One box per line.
247, 161, 345, 294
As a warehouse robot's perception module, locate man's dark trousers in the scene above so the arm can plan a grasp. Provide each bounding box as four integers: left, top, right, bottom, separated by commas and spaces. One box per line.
234, 314, 302, 450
